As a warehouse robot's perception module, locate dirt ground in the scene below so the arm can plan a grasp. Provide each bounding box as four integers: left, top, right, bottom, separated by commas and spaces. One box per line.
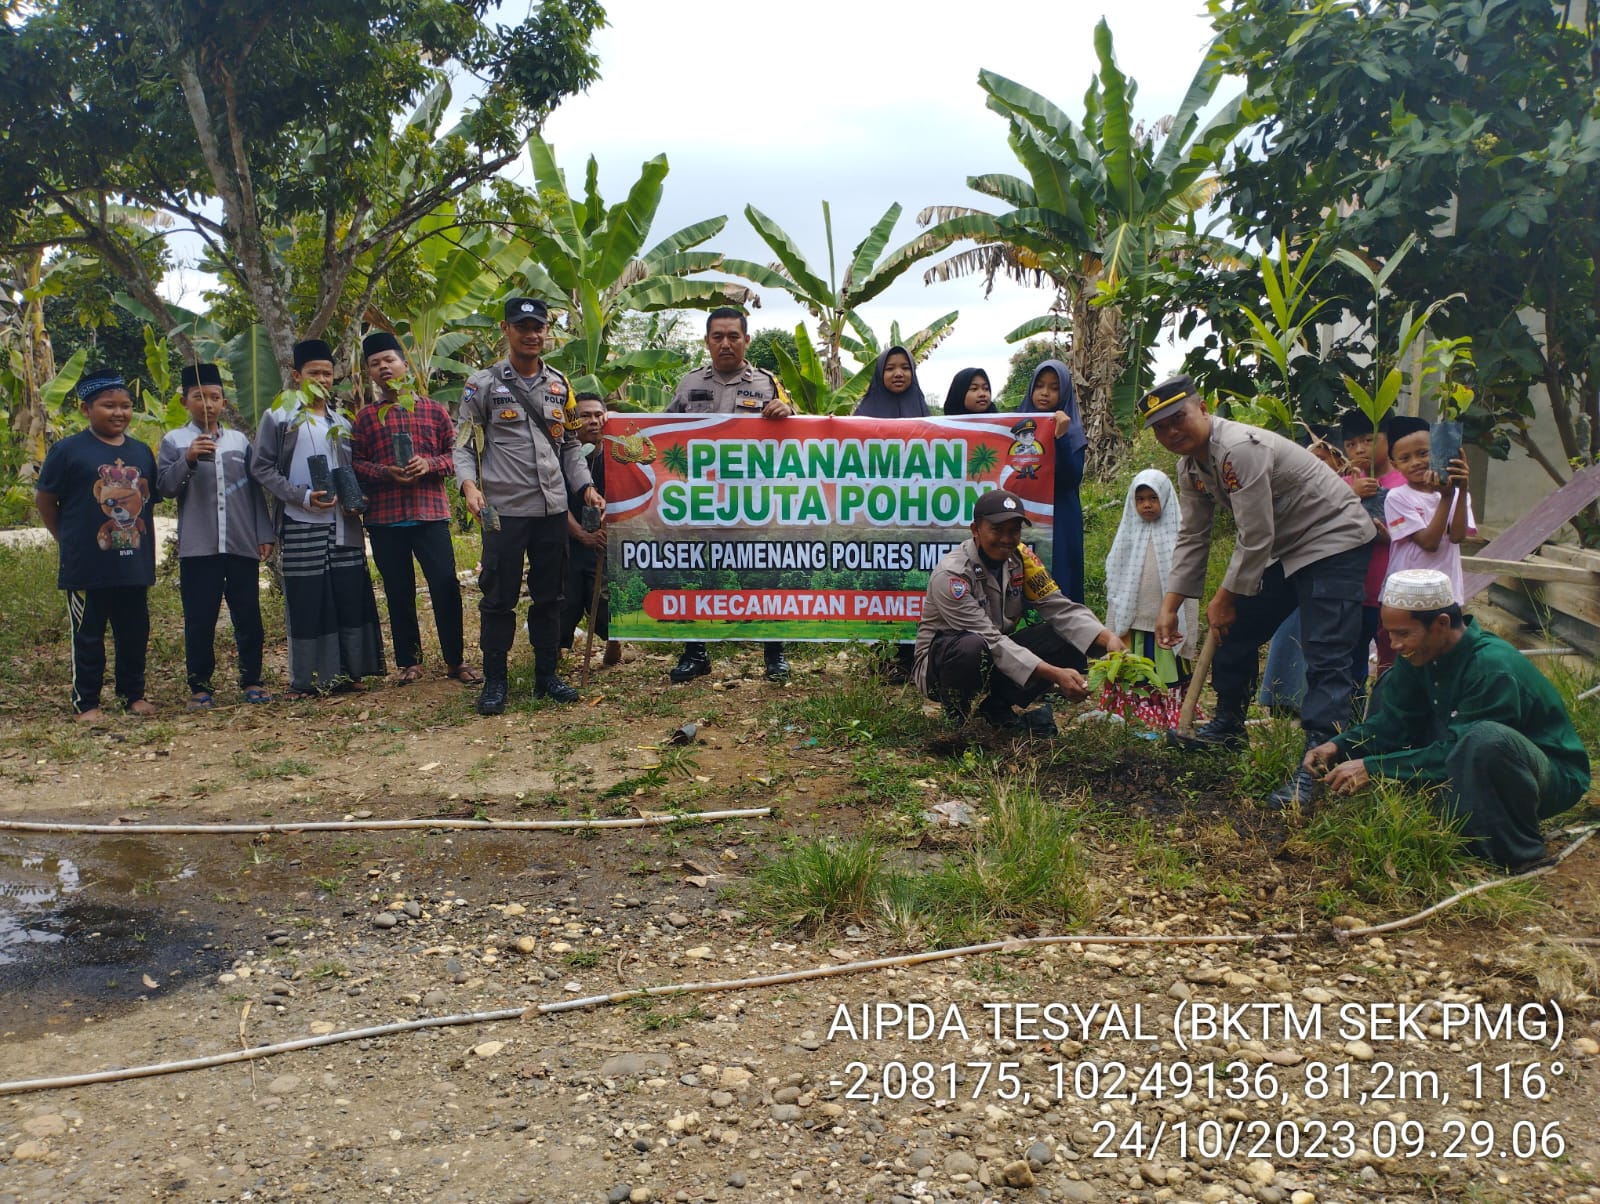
2, 637, 1599, 1204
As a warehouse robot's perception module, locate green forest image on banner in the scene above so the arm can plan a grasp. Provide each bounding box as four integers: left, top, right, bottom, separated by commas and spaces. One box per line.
600, 414, 1058, 642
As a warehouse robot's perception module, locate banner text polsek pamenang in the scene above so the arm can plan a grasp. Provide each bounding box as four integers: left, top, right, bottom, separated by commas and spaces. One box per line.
599, 413, 1057, 643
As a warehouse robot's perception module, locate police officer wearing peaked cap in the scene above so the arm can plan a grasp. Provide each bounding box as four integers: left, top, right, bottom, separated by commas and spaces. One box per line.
455, 296, 603, 714
914, 489, 1123, 734
665, 306, 795, 684
1145, 373, 1376, 808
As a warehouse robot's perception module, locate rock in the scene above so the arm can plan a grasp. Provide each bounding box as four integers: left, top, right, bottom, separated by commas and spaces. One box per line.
1201, 1187, 1231, 1203
944, 1152, 978, 1177
908, 1148, 934, 1169
1573, 1036, 1600, 1056
1299, 986, 1335, 1004
1246, 1159, 1277, 1186
472, 1041, 505, 1058
1139, 1162, 1167, 1184
607, 1188, 631, 1204
667, 913, 690, 928
718, 1066, 753, 1090
1291, 1192, 1316, 1204
12, 1140, 49, 1161
1343, 1040, 1375, 1061
666, 1112, 700, 1134
1265, 1047, 1304, 1066
402, 900, 421, 918
726, 1171, 746, 1189
1026, 1141, 1054, 1167
1167, 980, 1192, 1001
422, 989, 448, 1008
709, 1090, 734, 1108
22, 1115, 67, 1138
1330, 915, 1365, 930
372, 912, 398, 929
684, 946, 712, 959
513, 936, 537, 954
999, 1160, 1034, 1188
629, 1189, 653, 1204
770, 1104, 802, 1123
600, 1053, 672, 1077
772, 1086, 802, 1105
1058, 1184, 1098, 1202
266, 1074, 302, 1096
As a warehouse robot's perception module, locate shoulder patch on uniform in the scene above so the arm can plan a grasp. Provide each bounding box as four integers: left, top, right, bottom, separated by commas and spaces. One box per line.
949, 577, 969, 601
1019, 547, 1060, 602
461, 384, 477, 403
1220, 459, 1243, 493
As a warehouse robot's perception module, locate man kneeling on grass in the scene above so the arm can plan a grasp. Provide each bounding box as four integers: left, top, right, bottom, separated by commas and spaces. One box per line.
913, 489, 1123, 735
1304, 569, 1591, 868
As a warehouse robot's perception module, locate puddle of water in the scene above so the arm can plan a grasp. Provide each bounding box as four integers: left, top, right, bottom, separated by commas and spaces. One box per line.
0, 837, 222, 1040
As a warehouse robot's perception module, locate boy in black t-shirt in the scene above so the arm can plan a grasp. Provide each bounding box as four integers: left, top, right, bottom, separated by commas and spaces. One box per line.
35, 368, 159, 721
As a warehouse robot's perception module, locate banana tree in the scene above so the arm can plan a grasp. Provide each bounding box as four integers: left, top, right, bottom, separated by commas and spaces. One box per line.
838, 311, 961, 374
515, 136, 769, 400
740, 201, 939, 389
911, 19, 1246, 460
771, 324, 874, 415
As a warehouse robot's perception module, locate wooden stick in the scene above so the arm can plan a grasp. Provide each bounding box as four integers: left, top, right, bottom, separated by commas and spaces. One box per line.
1177, 627, 1219, 736
580, 551, 607, 688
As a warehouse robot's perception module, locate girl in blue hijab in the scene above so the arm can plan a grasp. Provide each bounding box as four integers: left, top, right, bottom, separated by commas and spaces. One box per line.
1018, 359, 1087, 601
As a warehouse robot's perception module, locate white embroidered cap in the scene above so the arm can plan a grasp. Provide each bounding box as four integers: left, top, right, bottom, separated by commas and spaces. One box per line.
1381, 568, 1456, 610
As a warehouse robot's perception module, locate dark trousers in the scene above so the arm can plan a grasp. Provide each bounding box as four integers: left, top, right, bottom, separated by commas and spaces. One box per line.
1443, 721, 1574, 868
479, 513, 568, 675
925, 626, 1087, 714
179, 554, 265, 693
1210, 543, 1369, 741
1350, 604, 1381, 719
367, 522, 464, 669
559, 547, 608, 648
67, 586, 149, 713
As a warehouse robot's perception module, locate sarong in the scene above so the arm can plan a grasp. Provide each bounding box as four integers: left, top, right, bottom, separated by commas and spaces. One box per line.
280, 519, 385, 692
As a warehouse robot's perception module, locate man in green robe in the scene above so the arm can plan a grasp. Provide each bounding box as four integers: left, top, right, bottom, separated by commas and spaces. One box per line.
1304, 569, 1591, 867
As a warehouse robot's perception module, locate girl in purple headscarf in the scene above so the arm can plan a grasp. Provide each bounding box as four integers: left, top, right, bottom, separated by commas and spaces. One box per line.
1018, 359, 1087, 601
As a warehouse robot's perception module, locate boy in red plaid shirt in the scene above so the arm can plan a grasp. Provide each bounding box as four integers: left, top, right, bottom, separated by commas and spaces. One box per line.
352, 332, 479, 685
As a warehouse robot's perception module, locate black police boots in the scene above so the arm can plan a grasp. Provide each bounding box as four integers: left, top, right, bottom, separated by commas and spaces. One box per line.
1188, 699, 1249, 751
669, 643, 712, 683
763, 642, 790, 682
477, 651, 509, 716
534, 674, 580, 704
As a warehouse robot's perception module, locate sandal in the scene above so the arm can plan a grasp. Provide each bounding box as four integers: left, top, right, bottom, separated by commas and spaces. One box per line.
281, 689, 316, 702
396, 665, 425, 686
446, 664, 484, 684
187, 691, 214, 712
242, 686, 273, 704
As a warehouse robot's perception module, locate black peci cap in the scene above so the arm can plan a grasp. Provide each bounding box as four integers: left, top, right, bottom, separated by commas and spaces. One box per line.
972, 489, 1033, 526
180, 362, 224, 392
503, 297, 548, 325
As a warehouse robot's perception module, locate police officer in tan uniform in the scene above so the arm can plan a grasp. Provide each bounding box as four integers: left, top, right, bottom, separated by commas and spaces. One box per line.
665, 306, 795, 683
456, 297, 603, 714
1147, 374, 1375, 807
914, 489, 1122, 734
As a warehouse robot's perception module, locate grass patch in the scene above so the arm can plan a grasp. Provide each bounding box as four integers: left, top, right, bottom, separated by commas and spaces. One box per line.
774, 671, 935, 749
743, 775, 1096, 946
1299, 779, 1477, 910
1235, 713, 1305, 799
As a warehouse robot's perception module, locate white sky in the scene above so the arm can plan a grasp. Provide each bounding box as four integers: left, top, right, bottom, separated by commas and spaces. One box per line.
157, 0, 1221, 400
537, 0, 1221, 401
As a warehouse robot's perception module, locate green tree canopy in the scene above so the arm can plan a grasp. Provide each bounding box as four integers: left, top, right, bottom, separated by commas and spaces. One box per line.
1210, 0, 1600, 499
0, 0, 606, 368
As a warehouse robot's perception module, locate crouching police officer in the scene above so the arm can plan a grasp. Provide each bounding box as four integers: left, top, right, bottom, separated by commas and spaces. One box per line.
456, 297, 603, 714
914, 489, 1123, 733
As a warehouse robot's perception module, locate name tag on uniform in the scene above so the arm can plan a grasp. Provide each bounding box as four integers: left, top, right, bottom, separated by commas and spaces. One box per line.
734, 393, 764, 413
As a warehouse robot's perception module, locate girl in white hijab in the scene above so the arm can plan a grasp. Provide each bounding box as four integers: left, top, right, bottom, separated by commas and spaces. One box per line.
1104, 468, 1197, 690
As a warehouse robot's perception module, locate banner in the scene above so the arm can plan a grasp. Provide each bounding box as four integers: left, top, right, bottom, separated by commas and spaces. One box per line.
601, 413, 1056, 642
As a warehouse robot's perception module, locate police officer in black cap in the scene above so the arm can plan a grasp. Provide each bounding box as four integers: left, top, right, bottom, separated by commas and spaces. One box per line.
455, 297, 603, 713
913, 489, 1122, 733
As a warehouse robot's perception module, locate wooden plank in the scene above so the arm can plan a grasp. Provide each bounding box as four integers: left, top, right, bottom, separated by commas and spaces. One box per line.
1461, 555, 1600, 584
1488, 584, 1600, 660
1462, 464, 1600, 599
1535, 543, 1600, 571
1528, 580, 1600, 630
